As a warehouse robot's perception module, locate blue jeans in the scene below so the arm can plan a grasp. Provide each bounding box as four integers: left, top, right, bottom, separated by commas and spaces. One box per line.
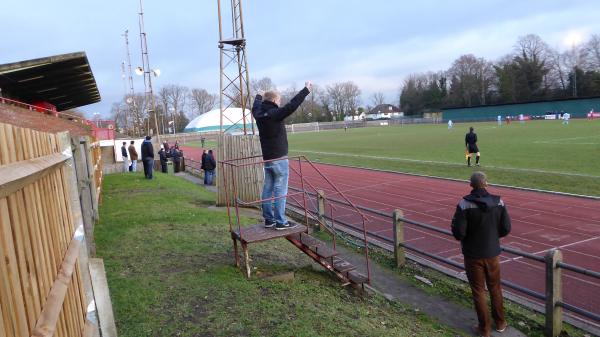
262, 159, 289, 225
204, 170, 215, 185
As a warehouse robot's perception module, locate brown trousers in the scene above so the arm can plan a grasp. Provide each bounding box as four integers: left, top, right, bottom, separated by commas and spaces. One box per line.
464, 256, 506, 335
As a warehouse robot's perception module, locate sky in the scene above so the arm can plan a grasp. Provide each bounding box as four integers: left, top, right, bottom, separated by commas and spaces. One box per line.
2, 1, 600, 118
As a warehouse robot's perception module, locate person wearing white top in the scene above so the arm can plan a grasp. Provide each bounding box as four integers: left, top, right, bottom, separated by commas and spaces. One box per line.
563, 112, 570, 125
448, 119, 453, 129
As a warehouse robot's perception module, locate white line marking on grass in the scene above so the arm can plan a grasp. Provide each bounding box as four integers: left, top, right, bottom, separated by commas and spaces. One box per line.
293, 150, 600, 179
533, 135, 600, 144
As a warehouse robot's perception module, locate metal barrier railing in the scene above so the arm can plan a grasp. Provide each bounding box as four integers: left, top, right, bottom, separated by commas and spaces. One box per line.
288, 186, 600, 335
0, 96, 85, 121
220, 155, 373, 283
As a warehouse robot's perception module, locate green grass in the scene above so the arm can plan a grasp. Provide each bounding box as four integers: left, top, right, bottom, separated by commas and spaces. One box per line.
95, 173, 465, 337
183, 140, 218, 149
287, 120, 600, 196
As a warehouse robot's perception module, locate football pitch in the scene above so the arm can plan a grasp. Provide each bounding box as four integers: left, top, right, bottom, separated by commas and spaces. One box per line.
286, 119, 600, 196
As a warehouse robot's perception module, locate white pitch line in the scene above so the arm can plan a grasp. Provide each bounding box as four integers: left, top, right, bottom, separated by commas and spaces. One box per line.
500, 236, 600, 265
293, 150, 600, 179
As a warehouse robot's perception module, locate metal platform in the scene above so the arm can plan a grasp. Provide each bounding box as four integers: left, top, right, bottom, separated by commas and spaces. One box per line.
231, 223, 306, 244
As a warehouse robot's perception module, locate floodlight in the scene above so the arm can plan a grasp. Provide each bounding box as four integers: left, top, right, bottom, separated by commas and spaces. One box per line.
135, 67, 144, 75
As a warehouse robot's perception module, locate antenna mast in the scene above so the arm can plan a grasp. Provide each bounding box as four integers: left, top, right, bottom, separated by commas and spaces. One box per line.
122, 29, 137, 136
217, 0, 253, 134
138, 0, 161, 142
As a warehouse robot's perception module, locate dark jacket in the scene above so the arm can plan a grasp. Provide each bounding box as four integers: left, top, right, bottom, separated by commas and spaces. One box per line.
128, 144, 139, 160
465, 132, 477, 146
141, 140, 154, 159
158, 149, 168, 162
451, 188, 511, 259
171, 148, 182, 161
121, 146, 128, 158
252, 87, 310, 160
204, 153, 216, 171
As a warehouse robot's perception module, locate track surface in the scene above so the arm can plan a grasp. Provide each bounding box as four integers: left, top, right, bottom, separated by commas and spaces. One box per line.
182, 146, 600, 320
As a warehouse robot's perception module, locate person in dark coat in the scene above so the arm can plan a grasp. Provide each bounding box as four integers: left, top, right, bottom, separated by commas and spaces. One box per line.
171, 145, 182, 173
201, 149, 209, 185
204, 149, 216, 185
252, 81, 311, 230
141, 135, 154, 179
120, 141, 129, 172
451, 172, 511, 337
158, 146, 168, 173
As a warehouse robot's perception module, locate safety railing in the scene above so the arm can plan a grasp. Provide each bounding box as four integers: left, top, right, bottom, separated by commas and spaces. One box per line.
0, 96, 85, 121
288, 187, 600, 336
220, 155, 372, 283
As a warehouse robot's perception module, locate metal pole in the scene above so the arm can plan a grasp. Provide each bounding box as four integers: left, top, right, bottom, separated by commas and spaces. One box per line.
138, 0, 161, 143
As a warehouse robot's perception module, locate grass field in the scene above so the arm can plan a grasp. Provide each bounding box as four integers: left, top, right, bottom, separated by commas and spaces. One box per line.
285, 119, 600, 196
96, 173, 463, 336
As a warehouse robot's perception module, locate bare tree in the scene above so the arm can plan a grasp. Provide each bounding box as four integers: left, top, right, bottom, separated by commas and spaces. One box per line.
250, 77, 276, 96
582, 34, 600, 71
189, 88, 217, 117
370, 91, 386, 106
514, 34, 549, 62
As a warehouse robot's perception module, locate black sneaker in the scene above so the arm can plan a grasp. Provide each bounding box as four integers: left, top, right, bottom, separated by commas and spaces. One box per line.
264, 220, 276, 228
275, 222, 298, 231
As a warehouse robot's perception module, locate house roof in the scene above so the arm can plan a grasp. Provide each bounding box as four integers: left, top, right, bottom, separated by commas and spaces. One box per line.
369, 104, 401, 114
0, 52, 100, 111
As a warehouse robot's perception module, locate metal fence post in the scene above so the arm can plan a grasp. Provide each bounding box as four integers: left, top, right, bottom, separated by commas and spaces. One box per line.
545, 249, 562, 337
393, 209, 406, 267
316, 190, 325, 232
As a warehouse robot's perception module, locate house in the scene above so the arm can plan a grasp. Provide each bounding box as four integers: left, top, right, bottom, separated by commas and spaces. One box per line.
366, 104, 403, 120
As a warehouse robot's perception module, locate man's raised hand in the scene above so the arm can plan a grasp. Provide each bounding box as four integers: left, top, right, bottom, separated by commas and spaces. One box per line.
305, 81, 312, 91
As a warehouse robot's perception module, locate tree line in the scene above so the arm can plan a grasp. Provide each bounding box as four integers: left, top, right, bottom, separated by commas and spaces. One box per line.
400, 34, 600, 115
111, 77, 381, 134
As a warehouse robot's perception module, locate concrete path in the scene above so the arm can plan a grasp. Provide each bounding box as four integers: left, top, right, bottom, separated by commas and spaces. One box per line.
339, 245, 527, 337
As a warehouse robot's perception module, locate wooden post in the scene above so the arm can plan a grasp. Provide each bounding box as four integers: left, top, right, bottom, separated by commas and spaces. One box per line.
393, 210, 406, 267
545, 249, 562, 337
242, 243, 251, 278
316, 190, 325, 232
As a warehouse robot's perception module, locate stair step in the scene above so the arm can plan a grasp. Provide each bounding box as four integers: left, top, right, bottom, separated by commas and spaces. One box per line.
300, 233, 324, 249
314, 245, 339, 259
333, 257, 356, 273
347, 270, 368, 284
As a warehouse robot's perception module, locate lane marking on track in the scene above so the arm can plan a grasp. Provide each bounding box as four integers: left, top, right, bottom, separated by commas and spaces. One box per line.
292, 150, 600, 178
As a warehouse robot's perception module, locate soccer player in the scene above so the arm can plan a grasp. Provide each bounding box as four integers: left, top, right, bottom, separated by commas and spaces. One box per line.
448, 119, 453, 129
465, 126, 480, 166
497, 115, 501, 126
563, 112, 570, 125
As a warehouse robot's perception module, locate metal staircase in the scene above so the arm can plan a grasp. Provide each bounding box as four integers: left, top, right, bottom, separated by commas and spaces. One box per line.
222, 155, 371, 288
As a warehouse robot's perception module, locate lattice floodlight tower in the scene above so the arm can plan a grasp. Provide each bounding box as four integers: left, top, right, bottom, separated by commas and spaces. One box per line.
217, 0, 254, 135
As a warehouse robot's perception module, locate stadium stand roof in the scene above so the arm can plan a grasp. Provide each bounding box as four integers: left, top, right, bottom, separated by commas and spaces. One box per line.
0, 52, 100, 111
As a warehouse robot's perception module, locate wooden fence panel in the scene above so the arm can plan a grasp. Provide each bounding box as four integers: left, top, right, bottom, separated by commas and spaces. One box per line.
216, 134, 264, 207
0, 122, 88, 337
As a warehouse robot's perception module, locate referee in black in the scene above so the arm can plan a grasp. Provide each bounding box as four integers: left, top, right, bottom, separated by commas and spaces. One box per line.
465, 126, 480, 166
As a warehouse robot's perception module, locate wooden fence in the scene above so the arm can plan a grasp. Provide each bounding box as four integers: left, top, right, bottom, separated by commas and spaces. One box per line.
0, 122, 90, 337
216, 134, 263, 206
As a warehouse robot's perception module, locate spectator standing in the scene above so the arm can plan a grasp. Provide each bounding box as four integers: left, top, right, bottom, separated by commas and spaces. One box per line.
451, 172, 511, 337
128, 140, 138, 172
204, 150, 216, 185
141, 136, 154, 179
158, 146, 168, 173
201, 149, 209, 185
252, 81, 311, 230
120, 142, 129, 172
172, 145, 182, 173
201, 136, 206, 148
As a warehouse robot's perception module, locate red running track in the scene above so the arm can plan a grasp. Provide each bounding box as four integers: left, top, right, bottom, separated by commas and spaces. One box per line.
288, 161, 600, 322
182, 146, 600, 321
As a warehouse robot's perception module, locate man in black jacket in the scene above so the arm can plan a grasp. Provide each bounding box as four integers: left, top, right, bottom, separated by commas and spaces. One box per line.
252, 81, 311, 230
141, 135, 154, 179
451, 172, 511, 337
121, 142, 129, 172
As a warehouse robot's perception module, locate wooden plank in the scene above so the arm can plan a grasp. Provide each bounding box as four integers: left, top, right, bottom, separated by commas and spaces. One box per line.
89, 258, 118, 337
0, 198, 29, 336
0, 153, 70, 199
31, 237, 81, 337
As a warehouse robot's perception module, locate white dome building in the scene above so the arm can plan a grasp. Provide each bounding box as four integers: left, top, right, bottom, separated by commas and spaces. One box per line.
184, 107, 255, 133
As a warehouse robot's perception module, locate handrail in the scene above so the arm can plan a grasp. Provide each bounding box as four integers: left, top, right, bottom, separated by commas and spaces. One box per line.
0, 96, 84, 121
